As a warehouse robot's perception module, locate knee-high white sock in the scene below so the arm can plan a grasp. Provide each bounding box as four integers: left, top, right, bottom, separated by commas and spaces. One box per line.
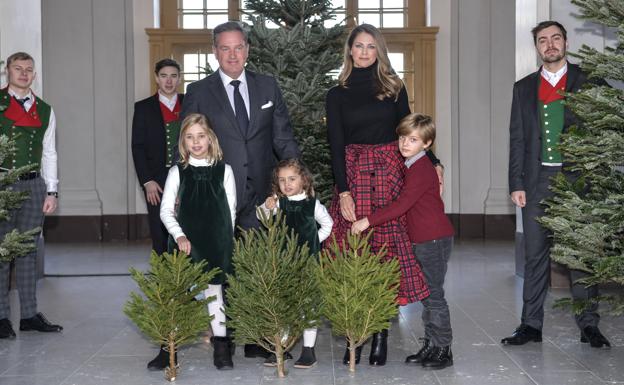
303, 328, 317, 347
204, 284, 226, 337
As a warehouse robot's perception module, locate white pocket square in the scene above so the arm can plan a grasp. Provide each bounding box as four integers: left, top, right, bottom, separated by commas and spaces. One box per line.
261, 101, 274, 109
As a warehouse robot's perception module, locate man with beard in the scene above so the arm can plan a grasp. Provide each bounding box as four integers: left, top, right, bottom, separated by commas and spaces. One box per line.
503, 21, 610, 348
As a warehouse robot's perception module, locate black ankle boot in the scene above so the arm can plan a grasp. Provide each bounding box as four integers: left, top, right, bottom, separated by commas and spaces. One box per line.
294, 346, 317, 368
147, 346, 177, 371
421, 345, 453, 370
342, 343, 363, 365
369, 329, 388, 366
405, 338, 433, 365
212, 336, 234, 370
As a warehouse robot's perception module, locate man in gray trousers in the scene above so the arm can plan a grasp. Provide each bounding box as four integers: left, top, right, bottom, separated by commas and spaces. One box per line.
503, 21, 609, 348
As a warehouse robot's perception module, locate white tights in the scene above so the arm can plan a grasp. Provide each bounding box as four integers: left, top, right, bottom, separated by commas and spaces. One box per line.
204, 284, 226, 337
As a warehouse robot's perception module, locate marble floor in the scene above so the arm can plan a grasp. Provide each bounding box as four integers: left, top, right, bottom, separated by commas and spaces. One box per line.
0, 239, 621, 385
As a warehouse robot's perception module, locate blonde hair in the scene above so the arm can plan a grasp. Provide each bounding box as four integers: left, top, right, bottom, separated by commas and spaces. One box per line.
271, 159, 315, 198
338, 24, 403, 101
396, 113, 436, 148
178, 113, 223, 166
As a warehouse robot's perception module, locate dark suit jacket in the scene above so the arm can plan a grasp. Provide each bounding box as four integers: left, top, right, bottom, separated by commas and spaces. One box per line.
508, 63, 588, 199
181, 70, 300, 208
132, 93, 184, 187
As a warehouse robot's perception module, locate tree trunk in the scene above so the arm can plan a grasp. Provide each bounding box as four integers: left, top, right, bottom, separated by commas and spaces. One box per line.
165, 338, 177, 381
275, 343, 287, 377
349, 346, 356, 373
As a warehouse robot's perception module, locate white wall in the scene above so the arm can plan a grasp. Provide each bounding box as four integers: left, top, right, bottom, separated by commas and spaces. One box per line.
0, 0, 42, 94
42, 0, 135, 216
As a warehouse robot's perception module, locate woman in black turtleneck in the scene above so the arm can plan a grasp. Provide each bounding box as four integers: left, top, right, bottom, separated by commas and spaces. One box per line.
326, 24, 441, 367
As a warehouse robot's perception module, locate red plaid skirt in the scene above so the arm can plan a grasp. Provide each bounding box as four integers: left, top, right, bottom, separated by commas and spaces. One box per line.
327, 142, 429, 304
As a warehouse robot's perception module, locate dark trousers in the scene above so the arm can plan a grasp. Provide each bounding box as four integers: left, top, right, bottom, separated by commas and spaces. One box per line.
235, 180, 261, 232
412, 236, 453, 347
521, 166, 599, 330
145, 196, 168, 256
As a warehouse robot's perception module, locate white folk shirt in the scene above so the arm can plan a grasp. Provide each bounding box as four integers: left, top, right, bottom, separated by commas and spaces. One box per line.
257, 192, 333, 243
7, 88, 58, 192
158, 91, 178, 111
541, 63, 568, 87
160, 157, 237, 241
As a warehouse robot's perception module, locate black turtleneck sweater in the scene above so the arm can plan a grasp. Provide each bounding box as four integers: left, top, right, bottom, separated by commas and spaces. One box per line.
326, 65, 438, 193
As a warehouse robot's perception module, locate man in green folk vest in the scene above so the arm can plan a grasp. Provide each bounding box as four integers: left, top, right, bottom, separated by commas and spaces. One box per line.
503, 21, 610, 348
0, 52, 62, 339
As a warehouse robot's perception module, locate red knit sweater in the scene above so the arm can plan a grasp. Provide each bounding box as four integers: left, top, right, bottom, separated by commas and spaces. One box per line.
368, 156, 454, 244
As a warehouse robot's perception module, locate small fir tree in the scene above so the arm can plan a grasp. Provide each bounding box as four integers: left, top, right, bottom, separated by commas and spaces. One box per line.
124, 251, 219, 381
243, 0, 345, 203
225, 212, 321, 378
538, 0, 624, 315
317, 232, 400, 372
0, 104, 41, 262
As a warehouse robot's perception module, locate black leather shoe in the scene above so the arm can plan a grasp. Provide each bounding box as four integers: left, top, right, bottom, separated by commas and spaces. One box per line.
0, 318, 16, 339
212, 336, 234, 370
147, 346, 177, 371
19, 313, 63, 333
263, 351, 293, 367
343, 343, 363, 365
294, 346, 316, 369
501, 324, 542, 345
244, 343, 271, 358
405, 338, 433, 365
580, 326, 611, 348
369, 329, 388, 366
421, 346, 453, 370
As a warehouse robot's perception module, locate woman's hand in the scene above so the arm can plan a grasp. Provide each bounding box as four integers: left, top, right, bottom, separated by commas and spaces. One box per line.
351, 217, 370, 234
339, 192, 357, 222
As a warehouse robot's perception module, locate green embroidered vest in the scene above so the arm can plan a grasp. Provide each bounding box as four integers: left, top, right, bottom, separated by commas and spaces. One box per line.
539, 100, 564, 163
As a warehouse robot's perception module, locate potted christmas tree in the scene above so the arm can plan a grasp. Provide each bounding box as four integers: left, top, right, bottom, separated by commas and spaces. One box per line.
225, 212, 321, 378
124, 250, 218, 381
317, 232, 400, 372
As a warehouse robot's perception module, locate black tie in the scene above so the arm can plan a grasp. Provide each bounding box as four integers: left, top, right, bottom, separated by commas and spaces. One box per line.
16, 96, 30, 111
230, 80, 249, 136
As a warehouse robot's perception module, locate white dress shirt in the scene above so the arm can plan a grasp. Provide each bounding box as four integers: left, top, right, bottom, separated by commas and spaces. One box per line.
7, 88, 58, 192
158, 91, 178, 111
218, 69, 250, 118
257, 192, 333, 243
541, 63, 568, 87
160, 157, 237, 241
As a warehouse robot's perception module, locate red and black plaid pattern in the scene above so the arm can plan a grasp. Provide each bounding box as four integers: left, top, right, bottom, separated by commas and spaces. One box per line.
327, 142, 429, 304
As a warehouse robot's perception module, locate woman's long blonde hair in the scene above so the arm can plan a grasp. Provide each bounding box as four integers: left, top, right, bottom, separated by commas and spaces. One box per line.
178, 113, 223, 166
338, 24, 403, 101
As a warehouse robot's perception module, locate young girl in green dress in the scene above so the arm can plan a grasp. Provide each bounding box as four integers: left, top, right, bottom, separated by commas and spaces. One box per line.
257, 159, 333, 369
160, 113, 237, 370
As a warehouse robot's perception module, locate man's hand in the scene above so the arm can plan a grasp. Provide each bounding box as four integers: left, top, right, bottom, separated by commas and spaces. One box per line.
176, 236, 191, 255
511, 190, 526, 208
351, 217, 370, 235
435, 164, 444, 196
42, 196, 57, 214
144, 181, 163, 206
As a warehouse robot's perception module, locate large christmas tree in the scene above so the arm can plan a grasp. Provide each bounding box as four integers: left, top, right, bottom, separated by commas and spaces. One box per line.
539, 0, 624, 314
244, 0, 345, 203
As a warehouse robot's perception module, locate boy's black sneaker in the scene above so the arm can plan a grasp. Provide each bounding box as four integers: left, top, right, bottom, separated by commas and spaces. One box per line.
421, 346, 453, 370
263, 351, 293, 367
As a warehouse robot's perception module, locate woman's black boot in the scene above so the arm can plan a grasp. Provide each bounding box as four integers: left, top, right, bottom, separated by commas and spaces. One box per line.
369, 329, 388, 366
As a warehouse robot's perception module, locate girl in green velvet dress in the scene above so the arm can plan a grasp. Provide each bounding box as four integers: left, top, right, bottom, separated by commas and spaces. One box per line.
160, 113, 237, 370
257, 159, 333, 369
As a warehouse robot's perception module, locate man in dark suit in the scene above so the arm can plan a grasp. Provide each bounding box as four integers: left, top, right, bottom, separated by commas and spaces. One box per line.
182, 22, 300, 229
181, 21, 300, 366
132, 58, 183, 256
131, 58, 184, 371
503, 21, 610, 348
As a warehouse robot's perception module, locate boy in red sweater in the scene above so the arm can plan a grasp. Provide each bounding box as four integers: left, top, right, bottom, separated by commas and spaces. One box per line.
352, 113, 454, 370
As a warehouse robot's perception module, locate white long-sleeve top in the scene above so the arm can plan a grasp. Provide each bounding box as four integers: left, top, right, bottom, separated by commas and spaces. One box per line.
257, 192, 333, 243
160, 157, 236, 241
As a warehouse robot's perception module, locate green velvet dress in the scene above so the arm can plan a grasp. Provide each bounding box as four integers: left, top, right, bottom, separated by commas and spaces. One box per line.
279, 197, 320, 256
168, 161, 233, 284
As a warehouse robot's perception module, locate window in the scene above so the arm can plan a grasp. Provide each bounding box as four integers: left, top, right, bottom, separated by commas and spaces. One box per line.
182, 52, 218, 91
179, 0, 231, 29
358, 0, 406, 28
